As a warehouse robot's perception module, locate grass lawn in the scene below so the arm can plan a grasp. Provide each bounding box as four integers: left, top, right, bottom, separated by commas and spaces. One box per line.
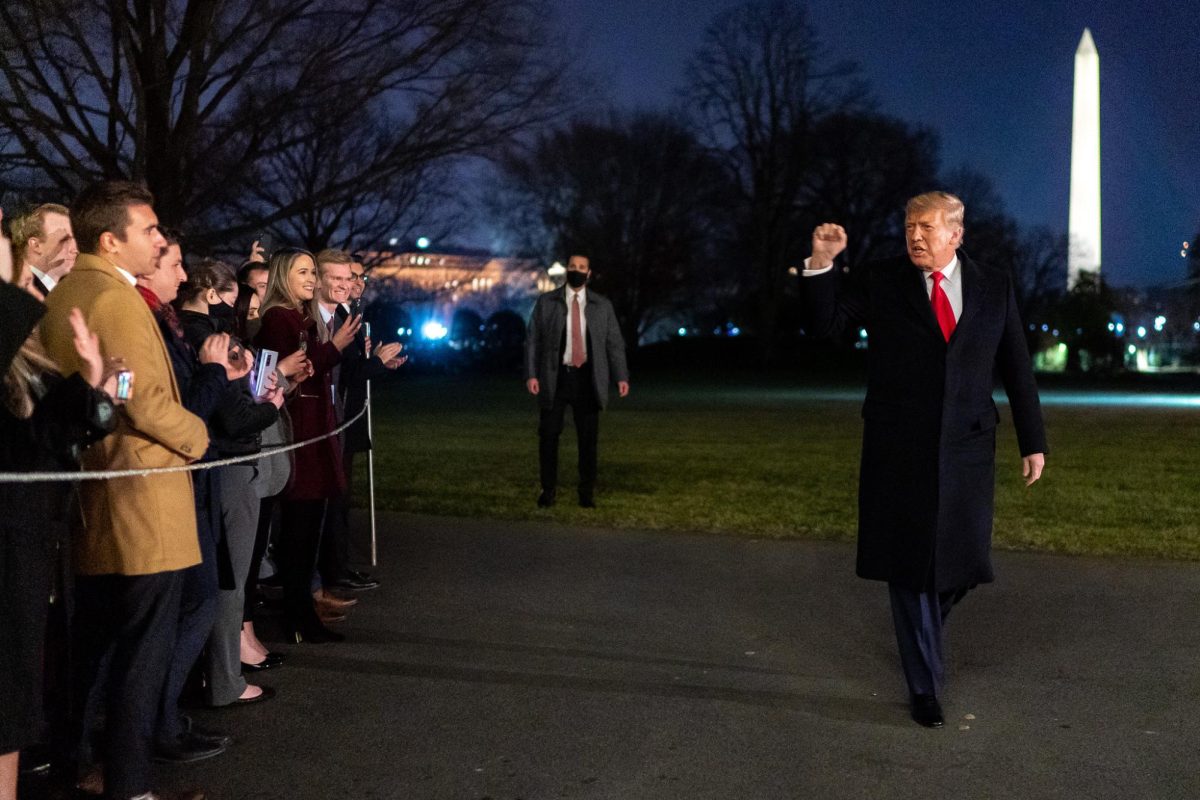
356, 370, 1200, 561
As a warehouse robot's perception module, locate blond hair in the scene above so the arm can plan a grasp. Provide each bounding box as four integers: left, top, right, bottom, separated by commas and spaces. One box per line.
905, 192, 965, 232
9, 203, 70, 265
314, 249, 353, 271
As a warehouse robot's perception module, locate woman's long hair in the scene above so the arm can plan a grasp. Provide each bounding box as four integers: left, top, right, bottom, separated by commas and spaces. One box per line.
4, 333, 58, 419
259, 248, 314, 318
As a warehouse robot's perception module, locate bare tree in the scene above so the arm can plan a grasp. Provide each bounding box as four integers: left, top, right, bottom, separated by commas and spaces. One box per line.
0, 0, 570, 250
801, 111, 940, 268
682, 0, 861, 360
497, 111, 735, 346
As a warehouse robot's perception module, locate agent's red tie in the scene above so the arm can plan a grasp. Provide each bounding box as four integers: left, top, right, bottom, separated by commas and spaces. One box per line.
570, 293, 586, 367
929, 271, 956, 342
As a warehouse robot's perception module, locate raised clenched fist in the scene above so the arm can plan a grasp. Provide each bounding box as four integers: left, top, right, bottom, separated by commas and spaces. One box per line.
811, 223, 848, 269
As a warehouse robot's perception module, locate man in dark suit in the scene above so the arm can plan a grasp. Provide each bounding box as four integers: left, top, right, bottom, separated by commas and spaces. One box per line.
525, 254, 630, 508
803, 191, 1047, 729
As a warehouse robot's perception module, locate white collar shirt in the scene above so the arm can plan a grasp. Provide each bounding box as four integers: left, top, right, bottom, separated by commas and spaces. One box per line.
923, 255, 962, 321
29, 265, 56, 293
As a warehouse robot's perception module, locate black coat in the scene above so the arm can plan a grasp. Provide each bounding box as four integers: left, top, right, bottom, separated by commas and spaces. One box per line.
805, 252, 1047, 592
336, 305, 389, 453
0, 283, 115, 751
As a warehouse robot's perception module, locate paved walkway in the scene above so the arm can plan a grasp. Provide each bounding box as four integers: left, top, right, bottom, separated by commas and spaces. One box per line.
163, 513, 1199, 799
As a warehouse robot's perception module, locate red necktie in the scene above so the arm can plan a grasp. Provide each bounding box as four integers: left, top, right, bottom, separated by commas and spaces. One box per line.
929, 271, 956, 342
570, 293, 585, 367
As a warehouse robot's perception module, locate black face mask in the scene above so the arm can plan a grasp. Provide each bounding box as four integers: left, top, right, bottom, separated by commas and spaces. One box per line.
208, 301, 236, 320
566, 270, 588, 289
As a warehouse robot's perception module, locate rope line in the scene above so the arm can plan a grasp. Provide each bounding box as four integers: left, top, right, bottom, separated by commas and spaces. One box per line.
0, 405, 368, 483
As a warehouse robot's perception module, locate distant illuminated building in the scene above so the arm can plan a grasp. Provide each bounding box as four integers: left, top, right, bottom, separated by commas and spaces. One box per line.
365, 248, 556, 319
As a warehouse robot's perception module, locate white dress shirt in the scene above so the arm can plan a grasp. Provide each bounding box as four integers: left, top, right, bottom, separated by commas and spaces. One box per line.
28, 265, 56, 293
113, 265, 137, 286
562, 286, 588, 365
802, 255, 962, 322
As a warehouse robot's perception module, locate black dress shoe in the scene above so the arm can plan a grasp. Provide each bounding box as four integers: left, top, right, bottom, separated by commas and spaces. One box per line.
348, 569, 378, 584
910, 693, 945, 728
286, 622, 345, 644
330, 574, 380, 591
240, 653, 284, 672
537, 488, 556, 508
578, 492, 595, 508
153, 731, 227, 763
183, 716, 233, 747
222, 685, 277, 707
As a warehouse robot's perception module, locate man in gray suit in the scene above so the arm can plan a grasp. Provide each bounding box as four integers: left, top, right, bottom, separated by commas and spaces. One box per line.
525, 254, 630, 508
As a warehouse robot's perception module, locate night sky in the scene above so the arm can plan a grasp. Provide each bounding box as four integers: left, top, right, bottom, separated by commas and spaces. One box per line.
551, 0, 1199, 288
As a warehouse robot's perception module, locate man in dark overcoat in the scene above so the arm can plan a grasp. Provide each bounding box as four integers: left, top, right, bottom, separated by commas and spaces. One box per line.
525, 254, 630, 508
803, 191, 1047, 728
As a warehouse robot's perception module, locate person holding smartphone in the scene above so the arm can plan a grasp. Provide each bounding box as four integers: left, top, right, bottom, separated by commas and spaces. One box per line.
254, 248, 359, 643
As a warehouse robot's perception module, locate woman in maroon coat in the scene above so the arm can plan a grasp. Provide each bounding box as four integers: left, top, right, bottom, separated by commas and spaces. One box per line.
253, 248, 361, 642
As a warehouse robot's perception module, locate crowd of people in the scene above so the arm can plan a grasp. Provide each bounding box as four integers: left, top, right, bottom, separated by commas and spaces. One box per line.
0, 181, 405, 800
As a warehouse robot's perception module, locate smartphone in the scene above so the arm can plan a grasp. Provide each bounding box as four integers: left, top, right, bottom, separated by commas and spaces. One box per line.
349, 298, 362, 318
257, 232, 273, 253
227, 336, 244, 365
115, 369, 134, 400
297, 330, 308, 354
251, 348, 278, 398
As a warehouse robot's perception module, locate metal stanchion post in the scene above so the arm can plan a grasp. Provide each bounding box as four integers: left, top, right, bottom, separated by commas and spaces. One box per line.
366, 379, 378, 566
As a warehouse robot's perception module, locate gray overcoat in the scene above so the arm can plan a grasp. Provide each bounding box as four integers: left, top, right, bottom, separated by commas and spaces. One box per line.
524, 287, 629, 410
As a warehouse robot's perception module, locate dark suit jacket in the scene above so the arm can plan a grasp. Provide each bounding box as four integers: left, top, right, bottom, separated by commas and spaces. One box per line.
525, 287, 629, 410
333, 304, 389, 453
804, 252, 1047, 592
31, 273, 51, 300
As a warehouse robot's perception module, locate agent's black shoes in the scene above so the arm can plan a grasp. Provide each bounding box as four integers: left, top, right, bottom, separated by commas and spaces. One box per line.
537, 488, 556, 508
329, 570, 380, 591
910, 694, 944, 728
153, 731, 226, 764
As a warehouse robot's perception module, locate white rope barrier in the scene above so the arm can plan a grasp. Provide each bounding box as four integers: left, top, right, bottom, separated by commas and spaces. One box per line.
0, 404, 368, 483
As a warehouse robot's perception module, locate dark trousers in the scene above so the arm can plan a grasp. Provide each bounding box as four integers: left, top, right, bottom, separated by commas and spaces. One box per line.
538, 364, 599, 494
319, 450, 355, 583
888, 582, 972, 698
244, 496, 277, 623
157, 475, 220, 743
73, 570, 183, 799
279, 499, 326, 628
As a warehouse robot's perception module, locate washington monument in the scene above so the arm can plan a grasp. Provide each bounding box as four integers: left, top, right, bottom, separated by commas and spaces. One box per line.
1068, 28, 1101, 288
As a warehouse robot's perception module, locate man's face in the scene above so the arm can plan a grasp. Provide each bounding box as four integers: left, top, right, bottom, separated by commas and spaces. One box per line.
106, 204, 167, 277
349, 262, 366, 300
33, 212, 78, 273
318, 260, 352, 305
140, 243, 186, 304
567, 255, 590, 278
246, 266, 268, 302
905, 208, 961, 271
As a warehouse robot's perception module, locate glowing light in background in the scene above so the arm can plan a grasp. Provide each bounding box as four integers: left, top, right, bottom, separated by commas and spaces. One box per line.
421, 321, 448, 340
